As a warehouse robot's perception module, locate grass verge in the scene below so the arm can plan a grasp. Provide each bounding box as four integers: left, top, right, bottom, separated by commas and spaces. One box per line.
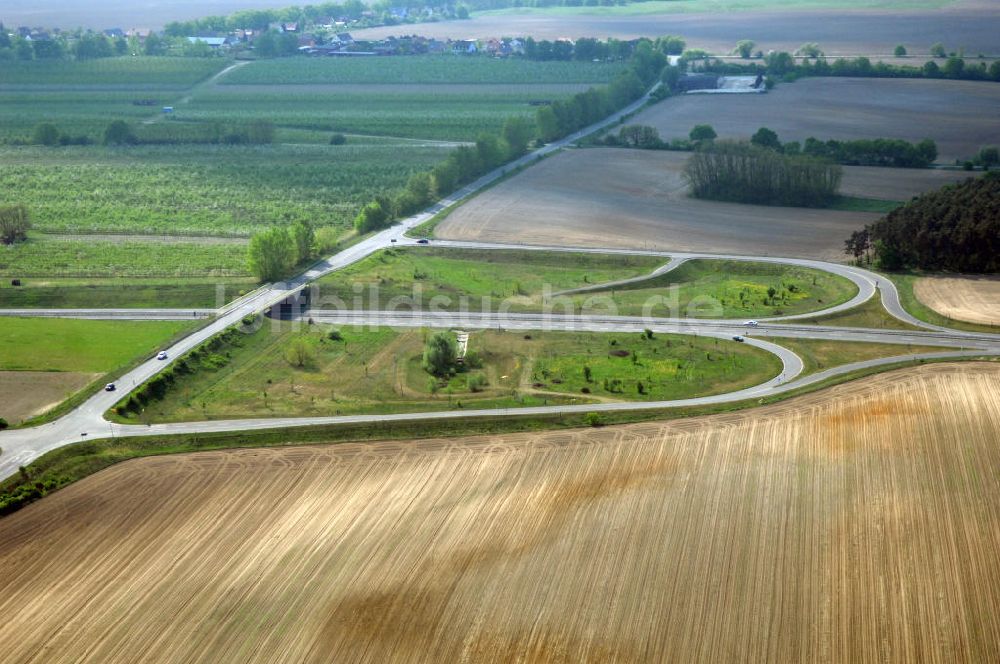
771, 337, 946, 376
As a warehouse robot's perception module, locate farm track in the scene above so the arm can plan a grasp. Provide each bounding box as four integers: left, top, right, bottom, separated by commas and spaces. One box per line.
1, 362, 999, 662
141, 60, 250, 125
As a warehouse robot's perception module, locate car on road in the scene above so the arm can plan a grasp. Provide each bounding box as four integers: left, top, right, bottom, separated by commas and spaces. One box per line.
390, 238, 397, 243
732, 335, 745, 342
416, 238, 429, 244
156, 351, 168, 360
744, 320, 759, 327
104, 383, 116, 391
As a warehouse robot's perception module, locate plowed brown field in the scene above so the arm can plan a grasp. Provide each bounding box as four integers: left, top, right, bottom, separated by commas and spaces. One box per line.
436, 149, 963, 259
630, 78, 1000, 164
2, 362, 1000, 662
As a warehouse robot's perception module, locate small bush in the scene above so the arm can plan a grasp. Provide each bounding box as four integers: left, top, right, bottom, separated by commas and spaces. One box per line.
584, 412, 605, 427
330, 133, 347, 145
467, 373, 487, 393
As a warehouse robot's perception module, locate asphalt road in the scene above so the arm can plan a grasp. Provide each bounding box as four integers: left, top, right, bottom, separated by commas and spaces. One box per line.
1, 81, 998, 481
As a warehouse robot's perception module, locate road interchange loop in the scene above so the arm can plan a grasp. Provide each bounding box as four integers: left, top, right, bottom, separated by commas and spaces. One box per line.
2, 82, 998, 481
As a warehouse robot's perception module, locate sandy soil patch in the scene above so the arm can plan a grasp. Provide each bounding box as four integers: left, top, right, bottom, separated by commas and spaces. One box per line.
438, 148, 955, 259
632, 78, 1000, 163
914, 274, 1000, 325
1, 362, 999, 662
0, 371, 98, 424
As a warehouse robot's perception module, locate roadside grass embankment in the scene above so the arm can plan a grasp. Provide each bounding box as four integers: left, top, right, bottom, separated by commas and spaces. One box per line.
108, 323, 779, 423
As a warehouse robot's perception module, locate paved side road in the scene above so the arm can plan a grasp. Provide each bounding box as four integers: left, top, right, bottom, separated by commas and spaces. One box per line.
0, 309, 214, 320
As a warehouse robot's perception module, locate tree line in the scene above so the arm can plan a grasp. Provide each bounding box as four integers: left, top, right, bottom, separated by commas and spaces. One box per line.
845, 173, 999, 273
0, 25, 226, 61
702, 53, 1000, 85
23, 120, 276, 147
685, 141, 842, 208
603, 122, 941, 169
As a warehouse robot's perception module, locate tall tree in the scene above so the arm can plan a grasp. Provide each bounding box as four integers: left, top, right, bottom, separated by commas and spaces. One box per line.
423, 332, 457, 377
290, 220, 315, 263
247, 227, 296, 281
0, 204, 31, 245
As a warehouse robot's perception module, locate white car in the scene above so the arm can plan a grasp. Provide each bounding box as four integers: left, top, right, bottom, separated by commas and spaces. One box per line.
744, 320, 759, 327
156, 351, 168, 360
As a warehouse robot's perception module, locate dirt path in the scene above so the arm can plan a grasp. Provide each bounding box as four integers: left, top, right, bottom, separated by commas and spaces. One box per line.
142, 60, 251, 125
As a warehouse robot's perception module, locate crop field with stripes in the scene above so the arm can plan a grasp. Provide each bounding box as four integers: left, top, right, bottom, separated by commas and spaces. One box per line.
1, 362, 998, 663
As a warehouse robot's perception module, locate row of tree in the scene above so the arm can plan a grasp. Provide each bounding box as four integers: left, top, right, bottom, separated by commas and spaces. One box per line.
845, 174, 999, 272
702, 53, 1000, 84
26, 120, 276, 147
537, 43, 665, 141
603, 122, 941, 168
0, 30, 230, 61
521, 34, 685, 62
800, 137, 938, 168
685, 141, 842, 208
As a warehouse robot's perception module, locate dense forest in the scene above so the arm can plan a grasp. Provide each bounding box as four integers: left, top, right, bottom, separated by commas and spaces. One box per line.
846, 174, 1000, 272
685, 141, 841, 208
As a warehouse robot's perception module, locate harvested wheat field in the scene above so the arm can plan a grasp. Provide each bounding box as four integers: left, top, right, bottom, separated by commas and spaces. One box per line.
631, 78, 1000, 164
437, 149, 958, 259
2, 362, 1000, 662
0, 371, 98, 424
915, 274, 1000, 325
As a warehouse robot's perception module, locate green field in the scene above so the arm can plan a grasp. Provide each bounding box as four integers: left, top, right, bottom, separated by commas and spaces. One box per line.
773, 337, 945, 376
0, 317, 193, 372
179, 88, 564, 142
114, 322, 779, 422
0, 235, 249, 278
2, 54, 624, 284
0, 90, 192, 142
0, 277, 255, 309
317, 250, 855, 318
220, 56, 625, 85
578, 259, 857, 318
1, 144, 442, 236
316, 247, 664, 309
0, 57, 229, 87
802, 295, 921, 330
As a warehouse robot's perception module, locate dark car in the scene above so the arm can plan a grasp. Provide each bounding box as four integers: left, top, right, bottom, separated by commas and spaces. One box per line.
416, 238, 430, 244
732, 335, 745, 342
104, 383, 116, 391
